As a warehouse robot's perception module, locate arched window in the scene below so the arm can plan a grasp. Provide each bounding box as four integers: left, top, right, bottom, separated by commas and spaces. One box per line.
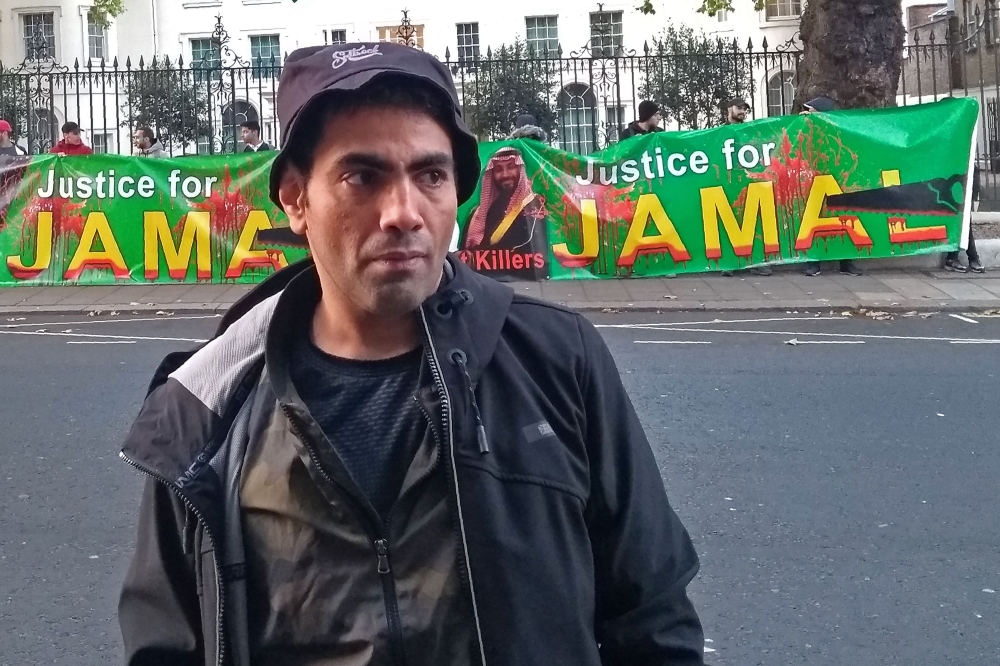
767, 71, 796, 117
221, 100, 259, 153
558, 84, 597, 154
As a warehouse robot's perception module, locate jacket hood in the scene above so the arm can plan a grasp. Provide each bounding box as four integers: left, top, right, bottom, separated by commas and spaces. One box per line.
121, 256, 513, 487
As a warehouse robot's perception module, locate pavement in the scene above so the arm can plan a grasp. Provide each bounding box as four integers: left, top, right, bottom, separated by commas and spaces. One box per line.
4, 268, 1000, 315
2, 310, 999, 665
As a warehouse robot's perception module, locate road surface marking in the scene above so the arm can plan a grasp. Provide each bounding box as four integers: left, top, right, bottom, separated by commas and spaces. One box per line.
598, 316, 849, 329
607, 325, 1000, 344
0, 329, 207, 343
67, 340, 137, 345
1, 314, 221, 329
634, 340, 712, 345
786, 338, 865, 345
949, 314, 980, 324
950, 340, 1000, 344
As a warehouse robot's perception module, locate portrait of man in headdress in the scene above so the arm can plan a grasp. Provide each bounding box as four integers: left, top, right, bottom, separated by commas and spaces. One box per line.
459, 146, 548, 280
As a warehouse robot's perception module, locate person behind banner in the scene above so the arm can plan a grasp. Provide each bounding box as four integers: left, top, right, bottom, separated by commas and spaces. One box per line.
799, 96, 863, 277
0, 120, 27, 159
719, 97, 772, 278
945, 164, 985, 273
241, 120, 272, 152
133, 127, 165, 158
458, 146, 549, 280
508, 113, 547, 143
50, 122, 94, 156
620, 100, 663, 140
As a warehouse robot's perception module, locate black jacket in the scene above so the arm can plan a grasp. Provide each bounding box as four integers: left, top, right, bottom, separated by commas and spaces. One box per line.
118, 256, 704, 666
619, 121, 663, 141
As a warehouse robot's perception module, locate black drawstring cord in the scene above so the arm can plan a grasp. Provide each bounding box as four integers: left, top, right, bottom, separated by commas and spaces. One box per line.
451, 350, 490, 454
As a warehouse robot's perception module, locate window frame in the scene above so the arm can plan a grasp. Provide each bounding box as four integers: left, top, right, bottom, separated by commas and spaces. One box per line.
87, 11, 108, 62
21, 11, 57, 61
190, 37, 222, 82
589, 10, 623, 58
525, 15, 559, 57
249, 33, 281, 79
765, 0, 802, 21
456, 22, 480, 66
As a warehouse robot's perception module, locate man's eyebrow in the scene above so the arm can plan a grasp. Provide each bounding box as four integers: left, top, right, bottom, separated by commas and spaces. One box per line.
334, 151, 455, 173
409, 152, 454, 172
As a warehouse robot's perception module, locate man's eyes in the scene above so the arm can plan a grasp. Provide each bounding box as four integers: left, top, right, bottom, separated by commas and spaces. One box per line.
343, 169, 449, 187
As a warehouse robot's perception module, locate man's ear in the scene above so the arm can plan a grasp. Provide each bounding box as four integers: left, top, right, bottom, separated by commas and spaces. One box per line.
278, 165, 309, 236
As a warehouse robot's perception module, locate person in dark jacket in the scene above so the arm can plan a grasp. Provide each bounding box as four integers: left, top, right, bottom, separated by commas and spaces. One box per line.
945, 164, 985, 273
240, 120, 272, 152
118, 41, 704, 666
799, 96, 863, 277
620, 100, 663, 140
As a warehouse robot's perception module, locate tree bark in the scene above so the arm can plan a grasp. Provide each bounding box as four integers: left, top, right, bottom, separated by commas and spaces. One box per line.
793, 0, 905, 110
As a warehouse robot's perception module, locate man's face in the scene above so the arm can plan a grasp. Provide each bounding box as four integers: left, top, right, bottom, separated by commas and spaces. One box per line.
0, 131, 10, 145
133, 131, 150, 149
728, 105, 748, 123
241, 127, 258, 145
280, 106, 457, 318
651, 111, 663, 127
64, 131, 82, 145
492, 158, 521, 194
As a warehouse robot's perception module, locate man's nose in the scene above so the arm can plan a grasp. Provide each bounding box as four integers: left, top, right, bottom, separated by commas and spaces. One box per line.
379, 177, 424, 234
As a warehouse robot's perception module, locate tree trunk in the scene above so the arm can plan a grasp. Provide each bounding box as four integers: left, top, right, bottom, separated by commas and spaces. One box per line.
793, 0, 905, 110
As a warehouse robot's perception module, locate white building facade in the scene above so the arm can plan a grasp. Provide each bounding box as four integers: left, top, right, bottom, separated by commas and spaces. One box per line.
2, 0, 821, 154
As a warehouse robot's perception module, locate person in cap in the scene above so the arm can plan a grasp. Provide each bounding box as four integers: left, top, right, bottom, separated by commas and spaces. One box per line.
799, 95, 864, 276
508, 112, 547, 143
724, 97, 750, 125
49, 121, 93, 156
117, 41, 704, 666
0, 120, 27, 158
720, 98, 772, 277
620, 100, 664, 140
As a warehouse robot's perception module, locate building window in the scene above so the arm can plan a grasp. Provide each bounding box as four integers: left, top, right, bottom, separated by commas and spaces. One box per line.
457, 23, 480, 65
91, 132, 113, 154
32, 109, 58, 153
590, 11, 623, 57
324, 29, 347, 45
526, 16, 559, 57
250, 34, 281, 78
87, 12, 107, 61
377, 24, 425, 49
606, 105, 625, 143
767, 71, 796, 116
765, 0, 801, 20
191, 38, 221, 82
718, 9, 730, 22
558, 84, 596, 154
22, 12, 56, 60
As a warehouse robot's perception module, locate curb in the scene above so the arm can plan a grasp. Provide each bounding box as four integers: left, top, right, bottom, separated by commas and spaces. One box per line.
0, 303, 232, 316
4, 300, 999, 317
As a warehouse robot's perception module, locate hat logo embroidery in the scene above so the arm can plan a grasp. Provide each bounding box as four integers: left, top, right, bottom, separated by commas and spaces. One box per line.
331, 45, 383, 69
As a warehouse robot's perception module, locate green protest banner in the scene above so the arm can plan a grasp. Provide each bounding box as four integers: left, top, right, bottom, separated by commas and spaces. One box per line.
0, 98, 978, 286
455, 97, 979, 281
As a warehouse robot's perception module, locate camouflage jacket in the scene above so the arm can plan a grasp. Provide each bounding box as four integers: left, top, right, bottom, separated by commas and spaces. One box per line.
118, 257, 704, 666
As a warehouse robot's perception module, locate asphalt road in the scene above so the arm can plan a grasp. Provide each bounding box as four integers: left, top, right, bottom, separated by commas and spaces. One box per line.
1, 309, 999, 664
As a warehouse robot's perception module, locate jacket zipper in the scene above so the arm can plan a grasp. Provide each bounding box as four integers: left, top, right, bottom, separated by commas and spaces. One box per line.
279, 403, 409, 666
119, 451, 228, 666
418, 306, 488, 666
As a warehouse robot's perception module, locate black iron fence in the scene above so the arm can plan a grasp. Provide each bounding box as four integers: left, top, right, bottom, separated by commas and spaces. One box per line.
4, 5, 1000, 203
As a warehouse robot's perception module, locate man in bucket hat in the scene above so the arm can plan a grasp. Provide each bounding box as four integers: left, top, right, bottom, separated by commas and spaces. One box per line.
119, 42, 704, 666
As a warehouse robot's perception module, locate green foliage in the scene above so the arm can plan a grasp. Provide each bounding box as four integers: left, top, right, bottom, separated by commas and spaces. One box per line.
0, 76, 28, 141
639, 24, 755, 130
89, 0, 126, 29
638, 0, 766, 16
459, 39, 558, 141
121, 58, 211, 150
